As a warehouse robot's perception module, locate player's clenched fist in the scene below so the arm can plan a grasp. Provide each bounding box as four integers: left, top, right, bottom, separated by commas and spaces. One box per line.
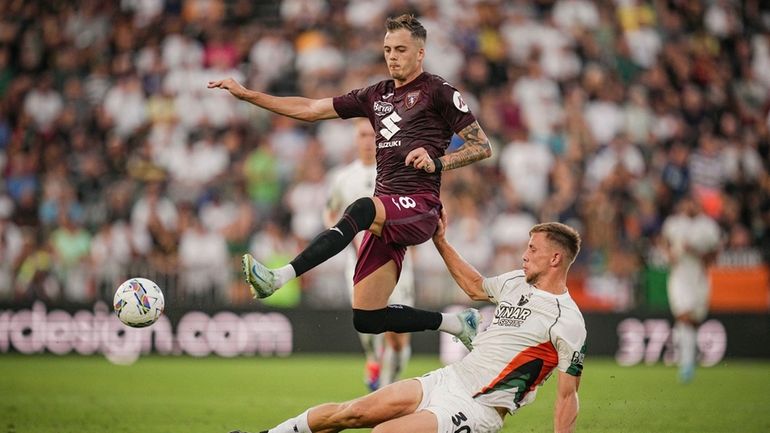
207, 78, 247, 99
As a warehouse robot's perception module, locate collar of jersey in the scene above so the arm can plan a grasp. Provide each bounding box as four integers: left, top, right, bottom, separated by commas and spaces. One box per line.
393, 71, 428, 95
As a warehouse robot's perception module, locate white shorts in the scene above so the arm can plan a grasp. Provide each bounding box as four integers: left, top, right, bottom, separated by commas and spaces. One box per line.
667, 274, 709, 322
345, 250, 415, 306
416, 367, 504, 433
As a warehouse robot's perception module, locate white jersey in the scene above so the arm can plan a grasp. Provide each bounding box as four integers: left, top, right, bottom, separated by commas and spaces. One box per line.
327, 160, 377, 215
662, 213, 720, 282
449, 270, 586, 413
661, 213, 720, 319
326, 160, 415, 305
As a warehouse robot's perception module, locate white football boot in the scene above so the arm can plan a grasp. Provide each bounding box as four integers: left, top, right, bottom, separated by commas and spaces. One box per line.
241, 253, 279, 299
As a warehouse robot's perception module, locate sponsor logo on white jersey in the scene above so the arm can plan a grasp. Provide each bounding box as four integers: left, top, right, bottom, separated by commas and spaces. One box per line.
492, 301, 532, 327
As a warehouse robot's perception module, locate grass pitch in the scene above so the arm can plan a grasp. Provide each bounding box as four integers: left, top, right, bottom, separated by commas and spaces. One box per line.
1, 354, 768, 433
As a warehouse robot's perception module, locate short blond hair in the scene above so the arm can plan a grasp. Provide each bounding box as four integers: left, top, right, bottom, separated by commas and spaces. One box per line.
530, 222, 581, 265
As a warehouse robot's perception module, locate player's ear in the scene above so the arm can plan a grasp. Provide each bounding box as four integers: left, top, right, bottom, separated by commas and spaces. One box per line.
417, 46, 425, 61
550, 251, 562, 267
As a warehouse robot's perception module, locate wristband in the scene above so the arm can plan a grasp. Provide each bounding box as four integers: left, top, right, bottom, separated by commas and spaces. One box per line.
432, 157, 443, 173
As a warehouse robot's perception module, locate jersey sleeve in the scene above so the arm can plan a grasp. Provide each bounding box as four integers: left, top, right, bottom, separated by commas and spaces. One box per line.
553, 315, 587, 377
333, 85, 374, 119
433, 80, 477, 134
482, 270, 525, 304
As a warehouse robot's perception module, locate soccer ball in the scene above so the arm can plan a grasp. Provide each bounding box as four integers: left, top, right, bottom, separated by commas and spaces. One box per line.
113, 277, 165, 328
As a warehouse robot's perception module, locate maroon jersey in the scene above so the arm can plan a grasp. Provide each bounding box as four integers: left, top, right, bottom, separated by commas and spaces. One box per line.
333, 72, 477, 197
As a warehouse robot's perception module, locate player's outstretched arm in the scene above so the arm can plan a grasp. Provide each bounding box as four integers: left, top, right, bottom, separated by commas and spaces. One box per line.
207, 77, 338, 122
432, 209, 488, 301
554, 371, 580, 433
439, 120, 492, 171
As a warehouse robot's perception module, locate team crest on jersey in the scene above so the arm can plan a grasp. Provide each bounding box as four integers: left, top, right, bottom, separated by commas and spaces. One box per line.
517, 293, 532, 306
373, 101, 394, 116
492, 301, 532, 328
405, 91, 420, 109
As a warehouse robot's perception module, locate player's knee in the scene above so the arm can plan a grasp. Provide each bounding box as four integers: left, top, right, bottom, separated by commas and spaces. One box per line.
343, 197, 376, 232
353, 308, 387, 334
389, 339, 404, 352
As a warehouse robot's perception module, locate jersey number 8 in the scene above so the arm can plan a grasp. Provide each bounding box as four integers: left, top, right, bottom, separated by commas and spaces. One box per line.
391, 196, 417, 210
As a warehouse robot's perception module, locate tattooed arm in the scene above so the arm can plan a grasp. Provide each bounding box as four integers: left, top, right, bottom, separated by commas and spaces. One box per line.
438, 121, 492, 171
405, 120, 492, 173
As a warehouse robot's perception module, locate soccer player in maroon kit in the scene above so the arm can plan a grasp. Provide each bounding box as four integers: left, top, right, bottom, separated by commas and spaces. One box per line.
208, 14, 492, 346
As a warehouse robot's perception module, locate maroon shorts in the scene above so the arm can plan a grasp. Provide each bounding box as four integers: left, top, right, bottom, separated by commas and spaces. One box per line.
353, 193, 442, 284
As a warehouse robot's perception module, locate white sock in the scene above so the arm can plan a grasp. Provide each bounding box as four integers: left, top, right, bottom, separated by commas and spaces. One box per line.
274, 265, 296, 288
269, 410, 311, 433
267, 417, 294, 433
358, 332, 379, 361
296, 410, 311, 433
437, 313, 463, 335
380, 344, 411, 386
380, 346, 396, 387
399, 345, 411, 377
676, 322, 697, 369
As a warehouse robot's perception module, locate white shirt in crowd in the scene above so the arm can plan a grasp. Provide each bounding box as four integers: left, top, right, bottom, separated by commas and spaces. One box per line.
499, 139, 554, 210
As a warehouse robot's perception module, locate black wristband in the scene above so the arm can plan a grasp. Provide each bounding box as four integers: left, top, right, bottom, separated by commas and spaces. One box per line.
432, 157, 443, 173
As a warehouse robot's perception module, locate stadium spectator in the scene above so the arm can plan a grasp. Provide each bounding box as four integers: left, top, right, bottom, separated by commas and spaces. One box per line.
498, 128, 554, 211
89, 217, 134, 299
101, 73, 147, 138
248, 31, 295, 89
178, 205, 230, 303
511, 51, 563, 137
166, 128, 230, 201
200, 184, 256, 252
585, 132, 645, 189
553, 0, 600, 33
22, 74, 63, 134
491, 185, 536, 238
130, 181, 179, 260
242, 139, 282, 215
445, 193, 494, 274
0, 195, 23, 299
284, 157, 327, 242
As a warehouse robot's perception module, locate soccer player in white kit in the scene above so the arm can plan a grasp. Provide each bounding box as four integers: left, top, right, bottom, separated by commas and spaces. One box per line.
244, 212, 586, 433
325, 119, 416, 390
661, 194, 720, 383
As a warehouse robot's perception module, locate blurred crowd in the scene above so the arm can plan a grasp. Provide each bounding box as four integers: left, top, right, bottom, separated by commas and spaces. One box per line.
1, 0, 769, 310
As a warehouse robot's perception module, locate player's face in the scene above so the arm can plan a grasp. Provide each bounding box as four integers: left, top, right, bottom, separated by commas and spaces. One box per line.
383, 29, 424, 84
522, 232, 554, 286
356, 120, 376, 163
